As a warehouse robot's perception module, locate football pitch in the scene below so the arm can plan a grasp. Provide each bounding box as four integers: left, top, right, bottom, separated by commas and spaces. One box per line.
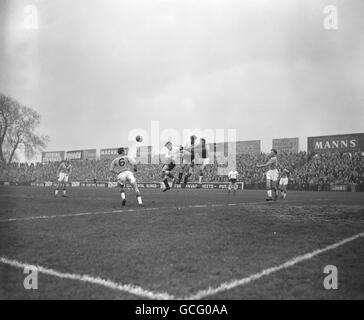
0, 186, 363, 300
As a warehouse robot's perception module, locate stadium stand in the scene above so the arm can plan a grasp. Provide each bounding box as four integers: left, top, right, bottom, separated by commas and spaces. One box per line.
0, 151, 363, 191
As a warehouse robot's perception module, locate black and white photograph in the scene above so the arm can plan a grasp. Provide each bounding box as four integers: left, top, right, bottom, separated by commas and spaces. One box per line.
0, 0, 363, 306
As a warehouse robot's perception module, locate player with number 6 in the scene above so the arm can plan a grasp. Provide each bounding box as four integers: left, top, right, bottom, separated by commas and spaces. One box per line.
109, 147, 143, 207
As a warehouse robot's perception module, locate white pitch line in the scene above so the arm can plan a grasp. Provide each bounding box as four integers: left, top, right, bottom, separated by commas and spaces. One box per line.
184, 231, 364, 300
0, 256, 175, 300
0, 201, 272, 223
0, 210, 124, 223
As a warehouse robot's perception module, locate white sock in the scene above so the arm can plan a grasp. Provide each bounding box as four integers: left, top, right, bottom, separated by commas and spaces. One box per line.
199, 176, 203, 184
137, 196, 142, 205
63, 190, 66, 195
55, 190, 59, 195
121, 192, 126, 200
267, 190, 272, 198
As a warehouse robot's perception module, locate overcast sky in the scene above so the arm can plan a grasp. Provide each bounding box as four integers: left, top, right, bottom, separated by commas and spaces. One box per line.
1, 0, 363, 159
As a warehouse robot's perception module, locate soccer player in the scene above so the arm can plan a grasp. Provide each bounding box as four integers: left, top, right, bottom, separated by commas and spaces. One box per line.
110, 147, 143, 207
256, 149, 279, 201
55, 159, 72, 197
177, 135, 197, 188
279, 168, 290, 200
160, 141, 180, 192
195, 138, 210, 188
228, 169, 239, 195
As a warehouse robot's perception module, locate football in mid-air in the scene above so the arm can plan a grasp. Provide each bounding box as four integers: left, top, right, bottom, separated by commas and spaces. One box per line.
136, 135, 143, 142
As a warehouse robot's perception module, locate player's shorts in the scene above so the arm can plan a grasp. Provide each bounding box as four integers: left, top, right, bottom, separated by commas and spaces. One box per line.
58, 173, 69, 183
182, 154, 195, 166
279, 177, 289, 186
266, 169, 279, 181
162, 162, 176, 172
229, 178, 237, 184
117, 170, 136, 185
182, 161, 194, 169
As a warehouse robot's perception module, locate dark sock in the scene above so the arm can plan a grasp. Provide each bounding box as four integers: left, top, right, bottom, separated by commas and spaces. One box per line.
163, 179, 169, 188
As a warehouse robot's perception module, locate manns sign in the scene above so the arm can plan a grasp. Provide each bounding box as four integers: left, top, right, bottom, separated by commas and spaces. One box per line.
307, 133, 364, 153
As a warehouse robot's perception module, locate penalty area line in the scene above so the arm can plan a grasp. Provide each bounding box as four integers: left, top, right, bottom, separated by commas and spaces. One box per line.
183, 231, 364, 300
0, 256, 175, 300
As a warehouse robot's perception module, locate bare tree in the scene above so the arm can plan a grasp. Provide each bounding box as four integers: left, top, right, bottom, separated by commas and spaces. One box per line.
0, 94, 17, 163
0, 93, 49, 164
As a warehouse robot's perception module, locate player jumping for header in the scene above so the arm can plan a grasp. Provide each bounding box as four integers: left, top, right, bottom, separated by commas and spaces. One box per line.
177, 135, 197, 188
110, 147, 143, 207
256, 149, 279, 201
160, 141, 179, 192
55, 159, 72, 197
195, 138, 210, 188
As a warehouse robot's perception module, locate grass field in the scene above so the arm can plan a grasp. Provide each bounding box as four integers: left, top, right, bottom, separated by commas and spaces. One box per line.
0, 186, 363, 300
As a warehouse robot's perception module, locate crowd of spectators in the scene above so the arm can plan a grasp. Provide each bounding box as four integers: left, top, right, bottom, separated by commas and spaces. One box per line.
1, 151, 363, 190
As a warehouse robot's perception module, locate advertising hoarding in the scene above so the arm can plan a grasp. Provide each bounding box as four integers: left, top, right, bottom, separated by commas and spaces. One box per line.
272, 137, 299, 153
100, 148, 129, 160
42, 151, 65, 163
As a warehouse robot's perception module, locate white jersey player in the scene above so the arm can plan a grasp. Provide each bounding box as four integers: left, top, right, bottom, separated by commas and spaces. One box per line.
55, 160, 72, 197
160, 141, 180, 192
228, 169, 239, 195
279, 168, 290, 200
110, 147, 143, 207
256, 149, 279, 201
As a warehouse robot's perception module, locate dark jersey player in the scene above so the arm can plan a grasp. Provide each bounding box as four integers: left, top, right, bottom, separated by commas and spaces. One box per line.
195, 138, 210, 188
177, 135, 197, 188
